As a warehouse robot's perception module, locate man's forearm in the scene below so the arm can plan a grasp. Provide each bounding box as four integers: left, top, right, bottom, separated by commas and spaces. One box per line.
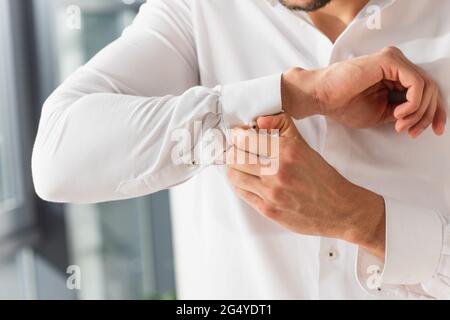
228, 113, 387, 261
279, 48, 446, 137
281, 67, 322, 119
340, 185, 386, 261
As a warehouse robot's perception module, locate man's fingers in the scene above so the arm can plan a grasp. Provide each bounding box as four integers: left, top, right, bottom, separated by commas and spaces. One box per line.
232, 128, 278, 158
391, 48, 429, 118
395, 80, 435, 132
227, 147, 265, 176
234, 187, 264, 208
257, 113, 302, 139
227, 168, 265, 197
234, 187, 281, 219
381, 105, 397, 124
433, 95, 447, 136
231, 113, 305, 159
390, 52, 447, 138
380, 48, 425, 118
229, 168, 283, 210
408, 91, 438, 138
392, 71, 424, 118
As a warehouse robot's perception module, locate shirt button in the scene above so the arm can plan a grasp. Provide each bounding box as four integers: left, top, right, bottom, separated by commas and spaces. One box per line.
187, 160, 199, 168
328, 249, 338, 261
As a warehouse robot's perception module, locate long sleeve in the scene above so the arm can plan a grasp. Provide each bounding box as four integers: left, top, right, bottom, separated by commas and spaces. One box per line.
356, 198, 450, 299
31, 0, 282, 204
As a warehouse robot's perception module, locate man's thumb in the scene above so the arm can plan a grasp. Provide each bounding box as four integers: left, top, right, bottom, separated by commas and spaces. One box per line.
257, 113, 301, 138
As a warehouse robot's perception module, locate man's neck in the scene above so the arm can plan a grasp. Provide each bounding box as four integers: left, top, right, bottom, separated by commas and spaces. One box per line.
308, 0, 369, 43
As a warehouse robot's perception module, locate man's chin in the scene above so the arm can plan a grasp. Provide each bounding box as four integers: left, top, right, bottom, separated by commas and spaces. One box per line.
279, 0, 332, 12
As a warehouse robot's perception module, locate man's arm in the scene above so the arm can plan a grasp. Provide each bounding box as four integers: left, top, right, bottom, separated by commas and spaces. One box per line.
227, 113, 450, 299
32, 0, 446, 205
356, 198, 449, 299
280, 47, 447, 138
227, 113, 386, 259
32, 0, 282, 204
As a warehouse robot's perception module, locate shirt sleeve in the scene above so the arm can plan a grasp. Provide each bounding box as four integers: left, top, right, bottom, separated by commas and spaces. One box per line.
356, 197, 450, 299
31, 0, 282, 204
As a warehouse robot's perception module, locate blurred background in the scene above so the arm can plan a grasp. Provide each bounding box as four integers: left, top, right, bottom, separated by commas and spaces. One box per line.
0, 0, 176, 300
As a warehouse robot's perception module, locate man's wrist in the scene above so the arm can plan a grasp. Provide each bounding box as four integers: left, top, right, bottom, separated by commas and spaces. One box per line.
281, 68, 322, 119
342, 186, 386, 260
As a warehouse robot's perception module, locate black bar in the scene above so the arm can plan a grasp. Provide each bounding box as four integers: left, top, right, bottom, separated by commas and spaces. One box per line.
0, 300, 447, 318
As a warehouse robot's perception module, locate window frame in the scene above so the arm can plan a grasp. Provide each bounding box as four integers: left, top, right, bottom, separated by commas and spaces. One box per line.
29, 0, 176, 298
0, 0, 39, 257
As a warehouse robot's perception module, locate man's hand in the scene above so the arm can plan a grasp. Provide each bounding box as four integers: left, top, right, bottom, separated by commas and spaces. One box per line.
282, 47, 447, 138
227, 113, 386, 260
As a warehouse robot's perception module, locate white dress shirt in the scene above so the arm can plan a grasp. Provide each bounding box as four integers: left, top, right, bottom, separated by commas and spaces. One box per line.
32, 0, 450, 299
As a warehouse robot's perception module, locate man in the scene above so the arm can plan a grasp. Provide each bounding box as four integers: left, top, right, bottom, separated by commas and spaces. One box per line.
32, 0, 450, 299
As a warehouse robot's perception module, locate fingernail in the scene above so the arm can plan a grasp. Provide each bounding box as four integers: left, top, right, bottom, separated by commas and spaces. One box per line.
396, 124, 406, 132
